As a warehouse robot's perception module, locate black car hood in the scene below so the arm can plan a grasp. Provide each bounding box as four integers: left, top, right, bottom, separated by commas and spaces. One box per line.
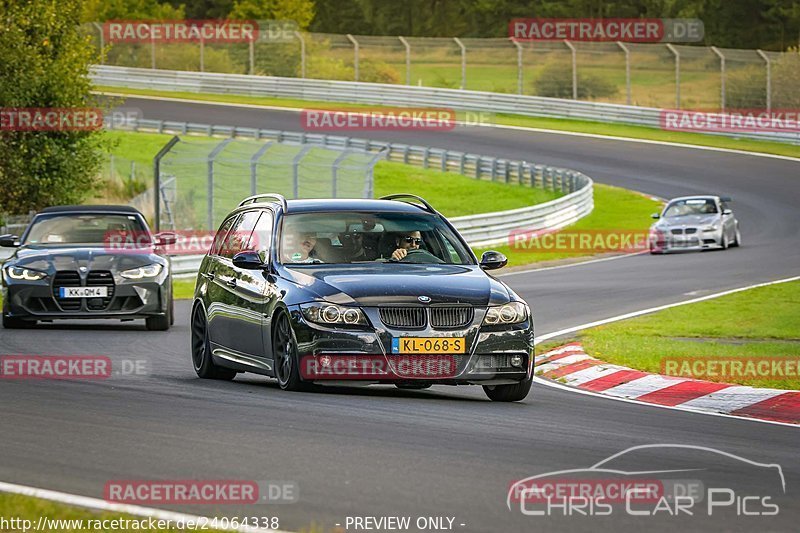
5, 245, 164, 272
280, 263, 511, 306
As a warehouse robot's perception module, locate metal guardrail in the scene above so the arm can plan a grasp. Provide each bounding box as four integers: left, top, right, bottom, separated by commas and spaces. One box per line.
93, 65, 800, 145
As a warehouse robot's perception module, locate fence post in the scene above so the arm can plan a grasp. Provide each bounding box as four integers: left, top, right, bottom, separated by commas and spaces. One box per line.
454, 37, 466, 90
250, 142, 273, 196
364, 148, 387, 198
152, 136, 181, 231
295, 31, 306, 78
207, 139, 233, 229
93, 22, 105, 64
292, 145, 314, 198
666, 44, 680, 109
756, 49, 771, 112
200, 35, 204, 72
711, 46, 726, 111
150, 31, 156, 69
564, 40, 577, 99
511, 38, 523, 95
616, 41, 631, 105
398, 36, 411, 85
347, 34, 359, 82
249, 40, 255, 74
331, 150, 350, 198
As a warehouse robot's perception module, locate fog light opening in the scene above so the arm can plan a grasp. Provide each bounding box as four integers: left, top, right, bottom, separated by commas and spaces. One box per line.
510, 355, 523, 368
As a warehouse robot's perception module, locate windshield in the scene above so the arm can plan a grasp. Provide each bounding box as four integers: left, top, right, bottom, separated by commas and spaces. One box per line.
663, 199, 718, 217
22, 213, 148, 245
279, 211, 474, 265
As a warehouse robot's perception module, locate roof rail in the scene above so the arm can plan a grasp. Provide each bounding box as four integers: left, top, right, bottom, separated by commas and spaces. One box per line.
238, 193, 288, 211
379, 193, 436, 213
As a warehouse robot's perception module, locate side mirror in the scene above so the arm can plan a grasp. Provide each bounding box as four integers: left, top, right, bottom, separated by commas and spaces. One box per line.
232, 250, 267, 270
479, 250, 507, 271
722, 209, 732, 216
651, 213, 660, 219
155, 231, 178, 246
0, 234, 19, 247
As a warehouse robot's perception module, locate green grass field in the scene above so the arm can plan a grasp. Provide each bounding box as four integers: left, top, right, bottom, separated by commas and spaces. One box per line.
96, 87, 800, 159
574, 280, 800, 390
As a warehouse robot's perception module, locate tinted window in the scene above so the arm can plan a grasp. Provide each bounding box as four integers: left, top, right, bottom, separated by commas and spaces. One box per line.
210, 215, 238, 256
247, 210, 274, 261
23, 214, 147, 245
663, 199, 718, 217
280, 211, 474, 265
219, 210, 261, 259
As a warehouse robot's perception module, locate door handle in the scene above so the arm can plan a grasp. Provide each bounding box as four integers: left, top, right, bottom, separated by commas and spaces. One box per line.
201, 272, 215, 280
225, 278, 237, 288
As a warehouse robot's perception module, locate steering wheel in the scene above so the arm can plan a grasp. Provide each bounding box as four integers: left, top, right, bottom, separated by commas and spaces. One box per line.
398, 249, 444, 264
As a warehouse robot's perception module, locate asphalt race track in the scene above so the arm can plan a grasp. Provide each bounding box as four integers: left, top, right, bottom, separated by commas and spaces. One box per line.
1, 96, 799, 532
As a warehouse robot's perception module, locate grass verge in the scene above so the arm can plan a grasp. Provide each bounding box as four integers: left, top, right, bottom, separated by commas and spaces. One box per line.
97, 87, 800, 159
572, 280, 800, 390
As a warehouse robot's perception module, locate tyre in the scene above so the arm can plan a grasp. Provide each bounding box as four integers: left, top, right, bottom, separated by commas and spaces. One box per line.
483, 376, 532, 402
2, 313, 34, 329
190, 303, 236, 380
273, 312, 312, 392
169, 288, 175, 326
731, 227, 741, 247
720, 232, 729, 250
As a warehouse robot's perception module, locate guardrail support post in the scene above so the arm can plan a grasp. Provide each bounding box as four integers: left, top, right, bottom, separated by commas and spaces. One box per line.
207, 138, 233, 229
292, 145, 314, 198
511, 38, 523, 95
757, 49, 771, 112
564, 40, 577, 99
711, 46, 726, 112
295, 31, 306, 78
250, 142, 273, 196
440, 150, 448, 172
454, 38, 466, 90
616, 41, 631, 105
347, 34, 359, 82
666, 44, 680, 109
152, 136, 180, 231
398, 36, 411, 85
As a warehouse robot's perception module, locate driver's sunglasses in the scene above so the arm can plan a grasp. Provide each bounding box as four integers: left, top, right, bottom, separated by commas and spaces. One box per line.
400, 236, 422, 245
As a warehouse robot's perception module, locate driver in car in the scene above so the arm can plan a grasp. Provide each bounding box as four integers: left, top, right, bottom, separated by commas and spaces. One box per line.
391, 231, 423, 261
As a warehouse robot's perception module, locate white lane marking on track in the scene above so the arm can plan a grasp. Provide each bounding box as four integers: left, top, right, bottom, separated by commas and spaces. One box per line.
499, 251, 646, 276
534, 275, 800, 344
96, 92, 800, 164
0, 481, 286, 533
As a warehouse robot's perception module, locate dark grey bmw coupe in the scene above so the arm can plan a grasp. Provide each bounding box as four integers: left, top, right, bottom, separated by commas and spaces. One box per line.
191, 194, 534, 401
1, 205, 174, 330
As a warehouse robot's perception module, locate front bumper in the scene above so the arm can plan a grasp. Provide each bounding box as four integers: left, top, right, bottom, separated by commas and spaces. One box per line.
3, 278, 169, 320
650, 230, 723, 252
288, 306, 535, 385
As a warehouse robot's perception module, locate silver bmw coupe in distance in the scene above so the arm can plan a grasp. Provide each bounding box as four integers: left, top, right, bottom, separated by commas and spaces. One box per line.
649, 195, 741, 254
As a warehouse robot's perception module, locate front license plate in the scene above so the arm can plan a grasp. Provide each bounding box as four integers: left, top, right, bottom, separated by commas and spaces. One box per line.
59, 287, 108, 298
391, 337, 465, 354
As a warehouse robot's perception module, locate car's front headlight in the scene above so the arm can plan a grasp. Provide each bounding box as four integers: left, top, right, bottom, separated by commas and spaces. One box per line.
5, 266, 47, 281
300, 303, 368, 326
120, 264, 163, 279
702, 224, 719, 232
483, 301, 528, 326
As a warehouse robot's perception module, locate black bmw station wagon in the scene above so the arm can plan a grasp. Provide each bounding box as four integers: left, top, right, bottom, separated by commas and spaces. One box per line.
191, 194, 534, 401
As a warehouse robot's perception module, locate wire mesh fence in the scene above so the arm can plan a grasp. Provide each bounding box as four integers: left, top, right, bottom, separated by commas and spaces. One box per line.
151, 136, 382, 231
83, 23, 799, 111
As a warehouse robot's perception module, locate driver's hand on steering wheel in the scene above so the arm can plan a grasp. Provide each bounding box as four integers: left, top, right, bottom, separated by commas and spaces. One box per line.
391, 248, 408, 261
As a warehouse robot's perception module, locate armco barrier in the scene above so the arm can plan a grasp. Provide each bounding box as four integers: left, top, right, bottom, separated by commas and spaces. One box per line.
92, 65, 800, 145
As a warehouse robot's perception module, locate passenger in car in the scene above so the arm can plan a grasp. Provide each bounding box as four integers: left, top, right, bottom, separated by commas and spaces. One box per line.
282, 229, 322, 263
